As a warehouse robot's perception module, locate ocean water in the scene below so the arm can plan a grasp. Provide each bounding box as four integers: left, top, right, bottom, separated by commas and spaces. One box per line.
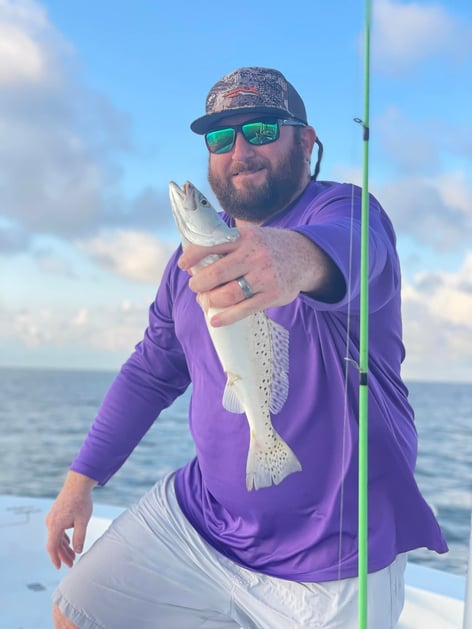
0, 367, 470, 577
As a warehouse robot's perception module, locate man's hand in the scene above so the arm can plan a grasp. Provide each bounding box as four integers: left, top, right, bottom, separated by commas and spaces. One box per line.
45, 471, 96, 569
178, 226, 344, 326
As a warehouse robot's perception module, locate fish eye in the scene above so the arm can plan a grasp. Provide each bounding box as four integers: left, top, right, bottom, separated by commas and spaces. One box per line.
201, 197, 209, 206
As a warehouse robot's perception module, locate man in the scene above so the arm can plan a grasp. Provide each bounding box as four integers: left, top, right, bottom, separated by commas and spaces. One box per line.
46, 67, 447, 628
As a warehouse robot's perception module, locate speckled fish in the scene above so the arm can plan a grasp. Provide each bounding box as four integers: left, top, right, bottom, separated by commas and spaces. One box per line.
169, 180, 302, 490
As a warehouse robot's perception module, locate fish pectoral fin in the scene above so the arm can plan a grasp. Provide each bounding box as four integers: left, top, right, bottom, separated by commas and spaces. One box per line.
222, 373, 245, 414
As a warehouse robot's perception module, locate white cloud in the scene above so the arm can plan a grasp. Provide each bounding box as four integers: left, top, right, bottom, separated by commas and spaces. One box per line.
379, 175, 471, 251
372, 106, 472, 251
0, 0, 134, 243
0, 20, 45, 84
372, 0, 472, 74
375, 106, 441, 174
71, 307, 89, 326
0, 0, 175, 256
331, 164, 472, 253
420, 252, 472, 327
402, 252, 472, 381
1, 298, 150, 353
432, 171, 472, 217
330, 165, 363, 188
34, 250, 78, 277
0, 0, 74, 91
79, 229, 177, 284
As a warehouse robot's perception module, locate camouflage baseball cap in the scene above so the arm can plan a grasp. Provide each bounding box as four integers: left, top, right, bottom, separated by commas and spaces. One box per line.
190, 67, 308, 134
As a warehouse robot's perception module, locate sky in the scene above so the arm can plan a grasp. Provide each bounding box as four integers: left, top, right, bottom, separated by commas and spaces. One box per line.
0, 0, 471, 382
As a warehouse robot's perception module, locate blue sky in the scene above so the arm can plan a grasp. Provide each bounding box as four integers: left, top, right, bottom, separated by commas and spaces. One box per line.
0, 0, 471, 382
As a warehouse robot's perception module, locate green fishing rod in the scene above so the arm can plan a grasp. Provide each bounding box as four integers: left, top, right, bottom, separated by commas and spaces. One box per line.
357, 0, 372, 627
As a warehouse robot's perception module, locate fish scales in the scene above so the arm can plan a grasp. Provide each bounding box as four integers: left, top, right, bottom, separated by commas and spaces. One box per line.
169, 180, 302, 490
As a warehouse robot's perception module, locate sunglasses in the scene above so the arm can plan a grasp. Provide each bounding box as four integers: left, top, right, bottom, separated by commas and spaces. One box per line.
205, 118, 307, 154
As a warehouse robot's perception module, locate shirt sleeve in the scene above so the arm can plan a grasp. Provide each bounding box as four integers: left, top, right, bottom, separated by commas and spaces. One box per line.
291, 185, 400, 314
70, 249, 191, 485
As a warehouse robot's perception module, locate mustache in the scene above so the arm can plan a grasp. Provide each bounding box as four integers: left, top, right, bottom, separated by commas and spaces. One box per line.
230, 160, 266, 176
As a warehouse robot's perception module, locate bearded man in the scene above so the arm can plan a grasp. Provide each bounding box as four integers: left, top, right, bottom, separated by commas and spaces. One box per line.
47, 67, 447, 629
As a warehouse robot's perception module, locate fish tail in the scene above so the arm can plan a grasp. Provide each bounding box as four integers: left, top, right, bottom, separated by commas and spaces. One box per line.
246, 428, 302, 491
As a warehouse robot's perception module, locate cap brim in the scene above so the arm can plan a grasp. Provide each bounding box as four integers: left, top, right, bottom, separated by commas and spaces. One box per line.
190, 107, 299, 135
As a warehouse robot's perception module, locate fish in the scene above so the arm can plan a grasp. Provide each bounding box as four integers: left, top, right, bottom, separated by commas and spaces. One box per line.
169, 180, 302, 490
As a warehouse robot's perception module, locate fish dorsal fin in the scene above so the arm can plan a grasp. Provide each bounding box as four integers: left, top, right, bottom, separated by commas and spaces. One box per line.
222, 372, 245, 414
268, 317, 290, 414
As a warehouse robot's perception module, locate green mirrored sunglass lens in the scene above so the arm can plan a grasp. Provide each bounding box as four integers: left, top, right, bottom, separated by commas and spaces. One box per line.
243, 122, 278, 144
207, 128, 235, 153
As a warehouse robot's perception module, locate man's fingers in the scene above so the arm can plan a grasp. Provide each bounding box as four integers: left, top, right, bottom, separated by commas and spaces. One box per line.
46, 523, 66, 569
208, 294, 268, 327
59, 537, 76, 568
48, 547, 61, 570
197, 276, 259, 311
188, 255, 248, 293
46, 525, 85, 569
44, 473, 96, 570
178, 240, 239, 271
72, 520, 87, 554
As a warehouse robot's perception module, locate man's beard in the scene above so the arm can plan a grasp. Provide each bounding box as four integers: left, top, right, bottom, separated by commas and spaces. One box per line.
208, 138, 307, 223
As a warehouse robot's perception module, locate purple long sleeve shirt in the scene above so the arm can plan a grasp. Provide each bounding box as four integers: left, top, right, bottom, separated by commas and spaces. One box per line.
71, 181, 447, 581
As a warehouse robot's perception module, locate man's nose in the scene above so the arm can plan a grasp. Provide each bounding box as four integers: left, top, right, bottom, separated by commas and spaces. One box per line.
231, 131, 256, 160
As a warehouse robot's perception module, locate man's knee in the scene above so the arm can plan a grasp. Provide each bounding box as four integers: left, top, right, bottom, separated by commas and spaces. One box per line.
53, 603, 79, 629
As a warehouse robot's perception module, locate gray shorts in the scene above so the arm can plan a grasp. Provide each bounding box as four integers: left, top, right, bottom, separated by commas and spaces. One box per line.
53, 473, 406, 628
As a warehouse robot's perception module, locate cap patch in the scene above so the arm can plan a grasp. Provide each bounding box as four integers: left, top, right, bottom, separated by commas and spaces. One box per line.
223, 87, 259, 98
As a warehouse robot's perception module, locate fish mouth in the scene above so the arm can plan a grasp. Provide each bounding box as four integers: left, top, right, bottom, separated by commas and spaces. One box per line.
169, 181, 190, 209
169, 181, 193, 244
169, 181, 184, 207
169, 180, 216, 246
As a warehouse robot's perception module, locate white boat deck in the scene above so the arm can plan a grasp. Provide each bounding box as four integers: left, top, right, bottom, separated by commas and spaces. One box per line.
0, 494, 466, 628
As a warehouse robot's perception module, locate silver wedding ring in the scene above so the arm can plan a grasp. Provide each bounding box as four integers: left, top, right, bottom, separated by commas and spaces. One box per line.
236, 276, 254, 300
